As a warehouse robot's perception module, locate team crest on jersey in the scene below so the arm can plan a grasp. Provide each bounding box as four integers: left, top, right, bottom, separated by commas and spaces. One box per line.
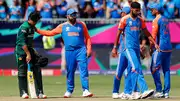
66, 27, 70, 31
129, 21, 132, 26
77, 26, 81, 31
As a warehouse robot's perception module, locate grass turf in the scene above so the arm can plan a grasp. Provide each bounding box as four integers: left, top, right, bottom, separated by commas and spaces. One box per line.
0, 75, 179, 97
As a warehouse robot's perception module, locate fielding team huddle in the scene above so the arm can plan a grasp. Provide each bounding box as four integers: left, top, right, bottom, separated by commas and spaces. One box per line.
15, 1, 172, 100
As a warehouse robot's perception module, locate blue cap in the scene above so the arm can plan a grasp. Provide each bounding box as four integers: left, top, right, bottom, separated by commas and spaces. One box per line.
67, 8, 77, 15
122, 7, 131, 14
149, 3, 161, 11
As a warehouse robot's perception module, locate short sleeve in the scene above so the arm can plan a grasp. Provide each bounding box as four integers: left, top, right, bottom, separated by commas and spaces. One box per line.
17, 27, 28, 46
118, 17, 126, 30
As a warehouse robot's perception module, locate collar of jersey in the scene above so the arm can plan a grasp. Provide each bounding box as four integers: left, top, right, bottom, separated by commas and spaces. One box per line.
67, 21, 77, 26
129, 14, 138, 21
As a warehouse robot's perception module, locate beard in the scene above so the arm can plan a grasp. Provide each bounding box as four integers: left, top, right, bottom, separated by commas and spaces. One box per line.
132, 12, 138, 18
68, 18, 76, 24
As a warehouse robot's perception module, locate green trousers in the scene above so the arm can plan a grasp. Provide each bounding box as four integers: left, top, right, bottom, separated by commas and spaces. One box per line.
15, 49, 44, 96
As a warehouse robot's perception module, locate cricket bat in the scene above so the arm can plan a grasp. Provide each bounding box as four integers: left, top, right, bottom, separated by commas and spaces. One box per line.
27, 63, 37, 98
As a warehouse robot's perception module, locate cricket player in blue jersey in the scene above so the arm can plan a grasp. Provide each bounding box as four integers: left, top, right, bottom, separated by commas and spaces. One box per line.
111, 2, 160, 99
36, 8, 93, 98
112, 6, 134, 99
149, 3, 172, 99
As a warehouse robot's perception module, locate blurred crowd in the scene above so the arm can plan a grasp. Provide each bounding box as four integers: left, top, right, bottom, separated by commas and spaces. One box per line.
0, 0, 180, 20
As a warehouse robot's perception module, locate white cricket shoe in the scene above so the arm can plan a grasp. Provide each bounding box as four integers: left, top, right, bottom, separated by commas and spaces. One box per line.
119, 92, 124, 98
112, 93, 120, 99
121, 93, 131, 100
153, 92, 164, 98
130, 92, 141, 100
64, 91, 72, 98
38, 93, 47, 99
21, 93, 29, 99
141, 89, 154, 99
82, 89, 93, 97
164, 93, 169, 99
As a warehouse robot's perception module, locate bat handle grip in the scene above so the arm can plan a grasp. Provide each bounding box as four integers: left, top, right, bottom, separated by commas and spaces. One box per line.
27, 63, 31, 71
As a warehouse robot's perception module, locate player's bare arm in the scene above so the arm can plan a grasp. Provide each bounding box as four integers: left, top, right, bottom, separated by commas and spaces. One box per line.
22, 45, 31, 63
36, 24, 63, 36
81, 21, 92, 57
112, 16, 126, 58
112, 29, 123, 57
143, 28, 160, 51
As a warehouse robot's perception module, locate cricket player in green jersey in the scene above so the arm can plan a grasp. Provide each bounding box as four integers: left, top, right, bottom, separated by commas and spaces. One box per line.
15, 12, 47, 99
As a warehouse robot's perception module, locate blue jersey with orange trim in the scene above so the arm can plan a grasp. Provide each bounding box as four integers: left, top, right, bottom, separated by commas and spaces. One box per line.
37, 21, 91, 53
61, 22, 86, 50
118, 15, 146, 50
152, 14, 172, 51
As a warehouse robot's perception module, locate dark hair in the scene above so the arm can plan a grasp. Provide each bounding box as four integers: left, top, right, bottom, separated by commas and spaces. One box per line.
140, 32, 150, 46
28, 11, 41, 22
131, 2, 141, 9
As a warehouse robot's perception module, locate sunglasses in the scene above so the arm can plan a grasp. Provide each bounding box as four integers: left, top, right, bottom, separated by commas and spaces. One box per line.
69, 13, 77, 18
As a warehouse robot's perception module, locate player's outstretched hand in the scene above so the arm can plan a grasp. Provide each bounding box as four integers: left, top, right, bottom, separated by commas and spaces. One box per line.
111, 48, 118, 58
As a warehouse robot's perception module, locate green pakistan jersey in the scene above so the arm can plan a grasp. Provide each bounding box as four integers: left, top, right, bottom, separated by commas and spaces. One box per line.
15, 21, 35, 55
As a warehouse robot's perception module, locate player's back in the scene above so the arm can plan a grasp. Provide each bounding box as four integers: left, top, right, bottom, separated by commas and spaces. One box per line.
61, 21, 86, 50
156, 16, 172, 51
119, 15, 145, 50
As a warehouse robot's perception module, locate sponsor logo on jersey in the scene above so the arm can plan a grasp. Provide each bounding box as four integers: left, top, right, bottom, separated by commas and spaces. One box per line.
68, 32, 79, 36
130, 27, 140, 31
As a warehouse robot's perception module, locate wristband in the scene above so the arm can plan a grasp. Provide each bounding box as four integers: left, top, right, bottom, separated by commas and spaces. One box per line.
113, 46, 117, 49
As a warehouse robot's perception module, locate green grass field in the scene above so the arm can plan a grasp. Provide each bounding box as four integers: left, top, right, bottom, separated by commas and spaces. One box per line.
0, 75, 179, 101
